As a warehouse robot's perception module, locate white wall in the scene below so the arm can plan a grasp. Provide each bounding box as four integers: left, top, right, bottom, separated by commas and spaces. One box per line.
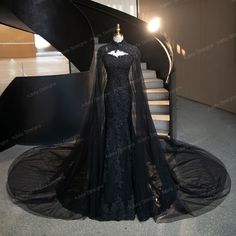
93, 0, 137, 17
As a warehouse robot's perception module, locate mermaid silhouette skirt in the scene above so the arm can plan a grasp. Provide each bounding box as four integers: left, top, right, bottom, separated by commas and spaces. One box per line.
6, 40, 231, 222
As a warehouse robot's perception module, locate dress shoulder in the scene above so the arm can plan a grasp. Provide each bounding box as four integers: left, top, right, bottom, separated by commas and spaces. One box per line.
97, 44, 109, 56
126, 43, 141, 60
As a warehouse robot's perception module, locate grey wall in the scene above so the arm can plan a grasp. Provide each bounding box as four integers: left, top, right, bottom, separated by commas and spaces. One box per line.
139, 0, 236, 114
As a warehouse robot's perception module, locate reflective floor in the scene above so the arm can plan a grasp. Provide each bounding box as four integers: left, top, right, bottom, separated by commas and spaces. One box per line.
0, 55, 69, 95
0, 96, 235, 236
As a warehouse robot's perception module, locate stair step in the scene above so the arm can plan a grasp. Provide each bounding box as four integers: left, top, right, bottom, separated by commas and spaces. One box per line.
157, 132, 170, 137
156, 128, 170, 134
152, 114, 170, 132
142, 69, 156, 79
148, 100, 170, 105
141, 62, 147, 70
152, 114, 170, 121
144, 78, 163, 89
148, 100, 169, 114
145, 88, 169, 100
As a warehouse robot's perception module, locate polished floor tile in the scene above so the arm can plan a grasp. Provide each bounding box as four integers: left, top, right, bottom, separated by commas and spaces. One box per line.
0, 56, 69, 95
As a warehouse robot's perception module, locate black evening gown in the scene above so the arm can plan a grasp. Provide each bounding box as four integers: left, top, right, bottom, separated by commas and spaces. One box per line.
6, 39, 231, 222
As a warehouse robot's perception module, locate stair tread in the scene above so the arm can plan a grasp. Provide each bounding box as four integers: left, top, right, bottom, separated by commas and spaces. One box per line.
151, 114, 170, 121
157, 132, 169, 137
145, 88, 168, 93
148, 100, 170, 105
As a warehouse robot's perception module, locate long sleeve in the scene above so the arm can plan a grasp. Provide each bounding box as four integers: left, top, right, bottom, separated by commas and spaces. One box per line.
93, 48, 107, 104
92, 47, 107, 136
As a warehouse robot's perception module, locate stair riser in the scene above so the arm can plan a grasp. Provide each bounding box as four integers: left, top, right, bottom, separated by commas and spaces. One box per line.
149, 105, 169, 114
156, 130, 169, 136
147, 92, 169, 100
154, 120, 169, 132
141, 63, 147, 70
142, 71, 156, 79
144, 81, 163, 89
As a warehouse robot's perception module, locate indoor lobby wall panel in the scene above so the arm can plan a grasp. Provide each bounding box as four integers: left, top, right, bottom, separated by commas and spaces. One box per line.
0, 24, 36, 58
139, 0, 236, 114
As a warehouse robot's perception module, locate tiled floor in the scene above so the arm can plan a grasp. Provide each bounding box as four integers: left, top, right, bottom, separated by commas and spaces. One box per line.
0, 56, 235, 236
0, 55, 69, 95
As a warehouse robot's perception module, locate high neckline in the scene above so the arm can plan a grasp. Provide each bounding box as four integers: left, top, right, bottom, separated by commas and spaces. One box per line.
110, 39, 126, 46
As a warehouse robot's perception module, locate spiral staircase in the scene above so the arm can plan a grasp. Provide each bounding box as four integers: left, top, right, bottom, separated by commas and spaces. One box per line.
0, 0, 175, 151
